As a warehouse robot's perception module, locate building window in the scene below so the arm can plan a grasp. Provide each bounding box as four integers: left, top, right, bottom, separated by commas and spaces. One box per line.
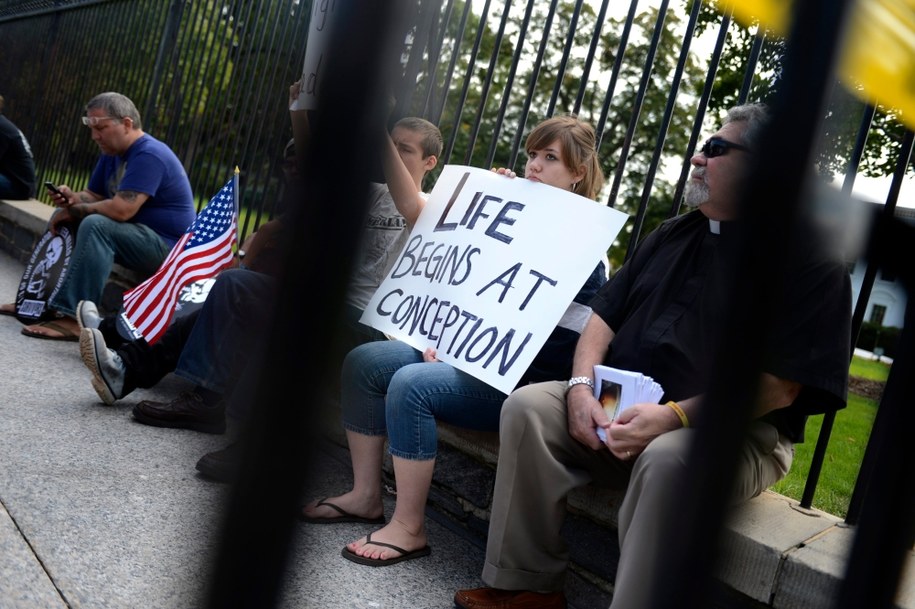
870, 304, 887, 326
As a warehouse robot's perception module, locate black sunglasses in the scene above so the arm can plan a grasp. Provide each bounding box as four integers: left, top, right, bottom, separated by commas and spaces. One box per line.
700, 137, 750, 158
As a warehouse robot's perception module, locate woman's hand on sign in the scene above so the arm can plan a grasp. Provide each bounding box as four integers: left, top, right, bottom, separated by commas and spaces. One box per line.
491, 167, 517, 179
423, 347, 440, 363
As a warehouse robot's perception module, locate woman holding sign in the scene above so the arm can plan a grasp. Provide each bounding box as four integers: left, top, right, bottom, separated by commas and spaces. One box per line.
300, 115, 610, 567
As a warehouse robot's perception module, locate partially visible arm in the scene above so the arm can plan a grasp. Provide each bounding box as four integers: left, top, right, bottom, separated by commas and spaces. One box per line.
754, 372, 802, 417
65, 190, 151, 222
49, 189, 148, 234
566, 314, 614, 450
382, 132, 425, 228
289, 80, 309, 167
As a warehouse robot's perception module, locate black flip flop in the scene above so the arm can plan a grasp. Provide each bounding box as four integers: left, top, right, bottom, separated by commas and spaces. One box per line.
299, 498, 385, 524
340, 532, 431, 567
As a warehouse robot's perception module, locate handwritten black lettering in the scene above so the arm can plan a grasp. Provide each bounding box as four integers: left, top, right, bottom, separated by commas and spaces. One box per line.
434, 171, 471, 232
313, 0, 336, 31
306, 53, 323, 96
518, 270, 557, 311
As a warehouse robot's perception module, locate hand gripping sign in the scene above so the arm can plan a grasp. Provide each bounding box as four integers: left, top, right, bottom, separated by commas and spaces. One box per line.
361, 165, 628, 395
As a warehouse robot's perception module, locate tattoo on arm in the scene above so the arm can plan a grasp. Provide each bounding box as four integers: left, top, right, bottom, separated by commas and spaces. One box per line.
79, 193, 93, 203
118, 190, 141, 204
69, 203, 93, 220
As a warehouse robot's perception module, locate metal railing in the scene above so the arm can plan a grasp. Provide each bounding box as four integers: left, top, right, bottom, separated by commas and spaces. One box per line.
2, 0, 913, 605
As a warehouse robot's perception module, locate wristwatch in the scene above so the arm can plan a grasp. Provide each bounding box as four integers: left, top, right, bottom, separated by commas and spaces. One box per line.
567, 376, 594, 393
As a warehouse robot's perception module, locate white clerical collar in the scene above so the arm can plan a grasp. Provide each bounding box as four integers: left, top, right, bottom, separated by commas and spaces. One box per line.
709, 219, 721, 234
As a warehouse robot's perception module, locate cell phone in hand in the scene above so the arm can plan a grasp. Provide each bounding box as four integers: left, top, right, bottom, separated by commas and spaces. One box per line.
44, 181, 64, 198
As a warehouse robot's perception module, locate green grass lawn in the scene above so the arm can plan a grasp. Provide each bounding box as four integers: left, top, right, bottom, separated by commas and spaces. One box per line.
770, 355, 886, 518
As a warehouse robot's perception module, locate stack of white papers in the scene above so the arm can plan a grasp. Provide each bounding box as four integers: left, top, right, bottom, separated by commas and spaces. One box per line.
592, 365, 664, 443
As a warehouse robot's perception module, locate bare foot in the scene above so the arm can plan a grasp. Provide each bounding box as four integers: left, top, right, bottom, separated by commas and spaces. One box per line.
346, 519, 427, 561
0, 303, 17, 315
301, 491, 383, 522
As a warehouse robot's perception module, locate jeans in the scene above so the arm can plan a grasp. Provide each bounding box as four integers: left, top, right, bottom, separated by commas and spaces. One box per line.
0, 172, 25, 199
340, 340, 508, 460
174, 268, 276, 396
49, 215, 169, 317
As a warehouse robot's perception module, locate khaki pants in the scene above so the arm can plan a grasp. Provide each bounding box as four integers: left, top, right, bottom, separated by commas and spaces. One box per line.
481, 380, 793, 608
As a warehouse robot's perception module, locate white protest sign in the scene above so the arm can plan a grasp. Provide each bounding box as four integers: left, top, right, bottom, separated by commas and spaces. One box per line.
361, 165, 629, 394
291, 0, 339, 111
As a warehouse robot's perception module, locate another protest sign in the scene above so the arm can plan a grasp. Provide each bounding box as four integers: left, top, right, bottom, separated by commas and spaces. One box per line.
14, 223, 76, 323
361, 165, 628, 394
291, 0, 340, 111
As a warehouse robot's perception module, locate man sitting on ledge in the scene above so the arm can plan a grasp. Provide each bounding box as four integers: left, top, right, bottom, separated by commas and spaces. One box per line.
1, 91, 195, 341
454, 103, 851, 609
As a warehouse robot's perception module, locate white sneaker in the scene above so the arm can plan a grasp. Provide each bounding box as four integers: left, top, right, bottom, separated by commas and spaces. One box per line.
76, 300, 102, 331
79, 328, 126, 405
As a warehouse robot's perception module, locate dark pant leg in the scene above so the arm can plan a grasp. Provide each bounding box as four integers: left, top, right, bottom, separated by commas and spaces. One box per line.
119, 309, 200, 389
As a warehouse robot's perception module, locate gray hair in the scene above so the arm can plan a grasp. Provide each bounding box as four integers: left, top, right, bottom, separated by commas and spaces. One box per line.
85, 92, 142, 130
723, 103, 770, 149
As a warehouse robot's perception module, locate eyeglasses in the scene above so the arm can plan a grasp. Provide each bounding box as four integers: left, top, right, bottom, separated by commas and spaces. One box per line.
699, 137, 750, 158
81, 116, 119, 127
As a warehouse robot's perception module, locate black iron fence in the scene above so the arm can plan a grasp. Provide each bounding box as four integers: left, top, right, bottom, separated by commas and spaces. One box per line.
2, 0, 913, 605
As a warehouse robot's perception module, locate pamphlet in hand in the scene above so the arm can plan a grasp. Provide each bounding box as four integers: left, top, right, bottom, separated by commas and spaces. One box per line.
593, 365, 664, 443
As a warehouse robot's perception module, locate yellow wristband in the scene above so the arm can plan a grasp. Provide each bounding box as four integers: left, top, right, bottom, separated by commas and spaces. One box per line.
665, 401, 689, 428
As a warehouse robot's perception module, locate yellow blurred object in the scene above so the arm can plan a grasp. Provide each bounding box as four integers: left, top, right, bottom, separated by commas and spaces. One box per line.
719, 0, 915, 130
722, 0, 790, 35
839, 0, 915, 130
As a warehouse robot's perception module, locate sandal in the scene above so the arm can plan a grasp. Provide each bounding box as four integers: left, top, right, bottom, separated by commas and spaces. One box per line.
21, 319, 80, 342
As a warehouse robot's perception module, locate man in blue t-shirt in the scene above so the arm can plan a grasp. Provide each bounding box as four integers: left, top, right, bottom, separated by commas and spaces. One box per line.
15, 91, 196, 341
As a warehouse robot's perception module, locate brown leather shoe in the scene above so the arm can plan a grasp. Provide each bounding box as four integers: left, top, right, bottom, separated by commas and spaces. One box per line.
132, 391, 226, 434
453, 588, 566, 608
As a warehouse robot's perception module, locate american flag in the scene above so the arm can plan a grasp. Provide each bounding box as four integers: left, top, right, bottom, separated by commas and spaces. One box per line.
120, 172, 238, 344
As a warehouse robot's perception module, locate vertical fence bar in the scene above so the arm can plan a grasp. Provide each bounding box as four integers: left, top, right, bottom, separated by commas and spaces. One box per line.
800, 101, 877, 510
605, 0, 668, 215
571, 0, 609, 116
668, 8, 732, 219
441, 0, 491, 164
630, 0, 702, 241
505, 0, 559, 169
546, 0, 584, 117
594, 0, 639, 149
462, 0, 511, 165
429, 0, 471, 126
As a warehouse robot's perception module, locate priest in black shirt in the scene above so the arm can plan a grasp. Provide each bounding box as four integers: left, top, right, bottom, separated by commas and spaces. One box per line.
455, 103, 851, 609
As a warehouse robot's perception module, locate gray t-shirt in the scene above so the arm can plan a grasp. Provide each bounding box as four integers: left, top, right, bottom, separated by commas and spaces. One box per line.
346, 182, 426, 309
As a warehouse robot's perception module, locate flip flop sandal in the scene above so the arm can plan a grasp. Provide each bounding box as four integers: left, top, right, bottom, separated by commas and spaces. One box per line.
21, 320, 79, 342
340, 533, 431, 567
299, 498, 386, 524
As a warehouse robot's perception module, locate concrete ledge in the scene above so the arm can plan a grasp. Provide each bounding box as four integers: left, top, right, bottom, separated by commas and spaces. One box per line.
0, 199, 53, 265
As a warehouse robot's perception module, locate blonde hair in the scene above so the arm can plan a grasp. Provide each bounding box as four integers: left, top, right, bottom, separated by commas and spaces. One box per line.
525, 115, 604, 200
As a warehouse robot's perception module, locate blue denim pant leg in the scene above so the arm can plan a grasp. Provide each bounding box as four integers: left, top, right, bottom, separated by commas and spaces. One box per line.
385, 361, 507, 460
341, 340, 424, 437
0, 173, 17, 198
174, 268, 276, 395
48, 215, 169, 316
340, 339, 507, 460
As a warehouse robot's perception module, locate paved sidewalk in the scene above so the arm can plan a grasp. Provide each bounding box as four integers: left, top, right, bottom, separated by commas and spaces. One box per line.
0, 249, 489, 609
